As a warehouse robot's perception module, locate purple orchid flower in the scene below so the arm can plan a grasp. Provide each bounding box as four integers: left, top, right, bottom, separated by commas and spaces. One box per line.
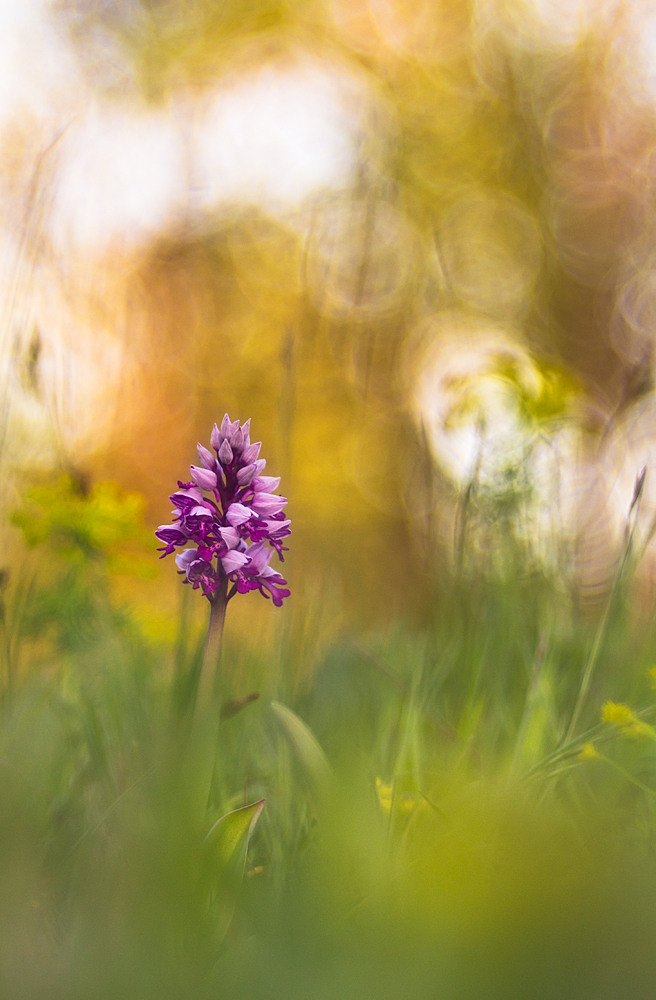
156, 416, 291, 607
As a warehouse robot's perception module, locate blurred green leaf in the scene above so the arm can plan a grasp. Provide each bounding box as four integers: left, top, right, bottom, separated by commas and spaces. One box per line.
199, 798, 265, 950
270, 700, 332, 788
202, 798, 265, 890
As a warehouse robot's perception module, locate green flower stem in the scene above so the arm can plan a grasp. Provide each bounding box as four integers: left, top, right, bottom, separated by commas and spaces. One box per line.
198, 576, 229, 710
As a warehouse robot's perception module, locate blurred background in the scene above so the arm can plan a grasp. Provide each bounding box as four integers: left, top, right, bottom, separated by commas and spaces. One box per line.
5, 4, 656, 998
6, 0, 656, 649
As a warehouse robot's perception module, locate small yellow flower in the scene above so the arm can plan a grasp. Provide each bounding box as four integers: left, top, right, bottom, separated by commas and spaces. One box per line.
376, 777, 393, 814
578, 742, 600, 761
601, 702, 637, 727
376, 778, 423, 814
601, 702, 656, 740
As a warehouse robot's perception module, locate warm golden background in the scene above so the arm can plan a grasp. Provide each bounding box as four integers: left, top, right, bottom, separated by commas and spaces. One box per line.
4, 0, 656, 648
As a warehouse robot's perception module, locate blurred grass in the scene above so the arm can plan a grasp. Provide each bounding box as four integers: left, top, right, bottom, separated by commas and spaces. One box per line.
0, 480, 655, 997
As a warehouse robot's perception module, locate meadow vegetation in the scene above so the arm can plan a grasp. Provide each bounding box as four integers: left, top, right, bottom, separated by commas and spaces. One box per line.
1, 471, 656, 999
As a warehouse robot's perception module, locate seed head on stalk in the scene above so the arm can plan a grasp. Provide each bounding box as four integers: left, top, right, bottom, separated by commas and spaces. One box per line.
156, 415, 290, 705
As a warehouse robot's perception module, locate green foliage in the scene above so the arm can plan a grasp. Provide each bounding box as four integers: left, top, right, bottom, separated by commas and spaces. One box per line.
11, 475, 147, 560
270, 699, 332, 790
4, 478, 154, 664
1, 504, 656, 997
204, 798, 265, 888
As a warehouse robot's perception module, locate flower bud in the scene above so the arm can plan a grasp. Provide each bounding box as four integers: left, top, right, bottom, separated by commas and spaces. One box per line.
237, 463, 257, 487
241, 442, 261, 464
197, 443, 216, 470
218, 439, 233, 465
231, 426, 244, 452
190, 466, 218, 491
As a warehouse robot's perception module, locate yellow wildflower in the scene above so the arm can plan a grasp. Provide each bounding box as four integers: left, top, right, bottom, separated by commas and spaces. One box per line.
376, 778, 423, 814
376, 777, 393, 814
601, 702, 656, 740
601, 702, 637, 727
578, 743, 600, 761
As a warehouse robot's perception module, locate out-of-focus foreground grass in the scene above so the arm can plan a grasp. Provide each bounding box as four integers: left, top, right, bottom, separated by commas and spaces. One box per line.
1, 478, 656, 999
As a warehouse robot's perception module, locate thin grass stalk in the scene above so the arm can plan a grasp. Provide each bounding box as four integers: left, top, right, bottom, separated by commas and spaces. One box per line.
525, 704, 656, 781
564, 467, 646, 743
455, 418, 485, 575
509, 630, 549, 776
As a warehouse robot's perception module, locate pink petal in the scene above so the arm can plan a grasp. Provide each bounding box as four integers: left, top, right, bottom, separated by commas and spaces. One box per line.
251, 493, 287, 517
189, 505, 212, 518
175, 548, 198, 571
264, 518, 291, 531
244, 540, 272, 575
222, 550, 249, 573
173, 488, 203, 502
218, 526, 241, 548
253, 476, 280, 493
226, 503, 254, 526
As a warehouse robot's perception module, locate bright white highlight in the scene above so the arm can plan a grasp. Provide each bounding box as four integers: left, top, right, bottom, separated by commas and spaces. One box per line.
194, 58, 362, 213
414, 317, 545, 486
413, 314, 583, 573
49, 106, 187, 255
45, 57, 365, 255
0, 0, 82, 125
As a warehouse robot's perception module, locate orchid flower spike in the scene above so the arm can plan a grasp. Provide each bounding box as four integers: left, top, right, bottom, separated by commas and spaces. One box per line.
156, 416, 291, 607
